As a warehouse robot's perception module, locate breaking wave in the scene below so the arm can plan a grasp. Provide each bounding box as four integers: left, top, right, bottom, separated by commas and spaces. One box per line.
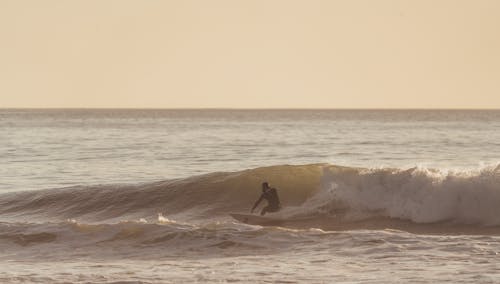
315, 165, 500, 226
1, 163, 500, 234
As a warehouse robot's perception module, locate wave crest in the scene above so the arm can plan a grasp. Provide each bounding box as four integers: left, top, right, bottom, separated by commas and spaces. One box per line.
1, 164, 500, 228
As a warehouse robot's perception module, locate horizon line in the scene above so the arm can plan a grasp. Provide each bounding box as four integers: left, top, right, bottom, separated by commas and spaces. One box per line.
1, 107, 500, 111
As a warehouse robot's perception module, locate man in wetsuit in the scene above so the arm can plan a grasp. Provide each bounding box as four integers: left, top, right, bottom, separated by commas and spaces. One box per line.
251, 182, 281, 216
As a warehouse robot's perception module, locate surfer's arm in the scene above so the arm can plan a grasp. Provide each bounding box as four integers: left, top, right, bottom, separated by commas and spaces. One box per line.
251, 195, 264, 213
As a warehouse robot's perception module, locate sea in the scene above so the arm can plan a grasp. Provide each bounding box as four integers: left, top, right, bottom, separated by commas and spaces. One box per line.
1, 109, 500, 283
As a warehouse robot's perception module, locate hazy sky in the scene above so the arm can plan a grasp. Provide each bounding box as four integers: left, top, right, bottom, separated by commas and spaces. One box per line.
1, 0, 499, 108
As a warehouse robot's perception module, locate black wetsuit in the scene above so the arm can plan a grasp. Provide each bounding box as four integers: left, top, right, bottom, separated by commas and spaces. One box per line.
253, 188, 281, 216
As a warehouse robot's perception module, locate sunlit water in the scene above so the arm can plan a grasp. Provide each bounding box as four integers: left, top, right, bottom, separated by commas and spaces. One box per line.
1, 109, 500, 283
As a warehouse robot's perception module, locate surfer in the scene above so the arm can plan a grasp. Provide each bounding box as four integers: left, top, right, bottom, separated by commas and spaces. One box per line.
251, 182, 281, 216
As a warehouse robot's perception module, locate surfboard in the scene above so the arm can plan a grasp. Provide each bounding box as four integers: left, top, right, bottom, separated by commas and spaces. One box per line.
229, 213, 284, 226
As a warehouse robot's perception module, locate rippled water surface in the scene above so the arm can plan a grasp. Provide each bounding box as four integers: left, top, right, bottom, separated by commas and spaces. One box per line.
2, 109, 500, 192
1, 109, 500, 283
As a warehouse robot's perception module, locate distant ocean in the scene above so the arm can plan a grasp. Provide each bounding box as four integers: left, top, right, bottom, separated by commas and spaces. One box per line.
2, 109, 500, 283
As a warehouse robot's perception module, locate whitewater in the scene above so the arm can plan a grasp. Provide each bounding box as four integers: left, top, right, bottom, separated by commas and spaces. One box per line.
2, 109, 500, 283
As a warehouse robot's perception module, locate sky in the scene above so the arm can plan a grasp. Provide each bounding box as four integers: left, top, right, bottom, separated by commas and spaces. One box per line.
0, 0, 499, 109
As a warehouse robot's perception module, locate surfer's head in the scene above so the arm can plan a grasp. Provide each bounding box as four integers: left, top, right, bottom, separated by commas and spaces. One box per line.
262, 182, 270, 192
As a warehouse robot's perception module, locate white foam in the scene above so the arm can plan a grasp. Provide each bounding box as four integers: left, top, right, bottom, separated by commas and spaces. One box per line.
314, 165, 500, 225
158, 213, 174, 223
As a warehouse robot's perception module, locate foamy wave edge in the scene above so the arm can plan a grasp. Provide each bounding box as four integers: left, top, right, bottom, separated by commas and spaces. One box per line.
308, 164, 500, 225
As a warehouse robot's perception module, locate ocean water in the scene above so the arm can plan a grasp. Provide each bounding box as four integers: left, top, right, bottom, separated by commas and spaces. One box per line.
1, 109, 500, 283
